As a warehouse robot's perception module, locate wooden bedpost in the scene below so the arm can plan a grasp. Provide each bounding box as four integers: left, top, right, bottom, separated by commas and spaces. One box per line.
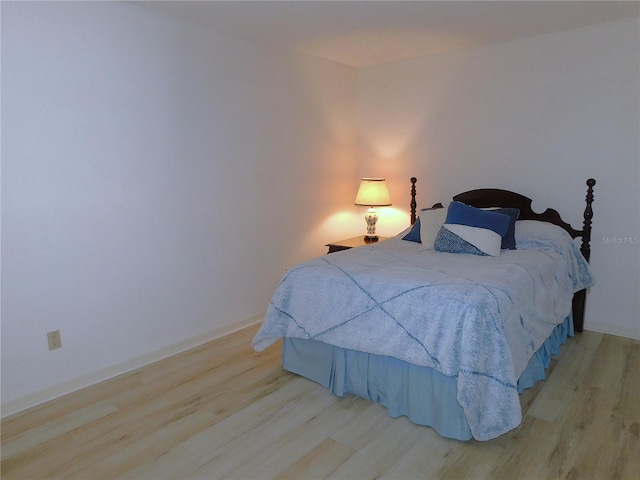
581, 178, 596, 262
410, 177, 417, 225
572, 178, 596, 333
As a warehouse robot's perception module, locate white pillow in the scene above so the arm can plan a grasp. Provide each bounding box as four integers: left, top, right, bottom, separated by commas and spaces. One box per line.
419, 205, 449, 249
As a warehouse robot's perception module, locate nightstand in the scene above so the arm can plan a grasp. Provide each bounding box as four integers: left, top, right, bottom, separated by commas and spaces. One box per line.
325, 236, 389, 254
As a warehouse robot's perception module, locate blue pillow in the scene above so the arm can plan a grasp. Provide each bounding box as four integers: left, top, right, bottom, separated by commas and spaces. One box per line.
491, 207, 519, 250
445, 201, 510, 237
402, 218, 421, 243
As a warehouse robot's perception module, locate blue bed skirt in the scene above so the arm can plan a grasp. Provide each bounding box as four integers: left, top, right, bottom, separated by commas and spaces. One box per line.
282, 316, 573, 441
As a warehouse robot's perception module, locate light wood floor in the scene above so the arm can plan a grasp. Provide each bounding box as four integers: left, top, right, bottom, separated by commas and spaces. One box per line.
2, 324, 638, 480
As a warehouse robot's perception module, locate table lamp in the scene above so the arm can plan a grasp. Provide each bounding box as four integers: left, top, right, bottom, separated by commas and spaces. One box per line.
354, 177, 392, 242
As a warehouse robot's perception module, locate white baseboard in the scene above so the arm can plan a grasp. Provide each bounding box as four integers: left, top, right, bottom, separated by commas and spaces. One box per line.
1, 313, 265, 419
585, 321, 640, 341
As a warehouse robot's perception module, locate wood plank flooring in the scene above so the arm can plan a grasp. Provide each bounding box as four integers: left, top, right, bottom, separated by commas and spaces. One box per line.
2, 325, 638, 479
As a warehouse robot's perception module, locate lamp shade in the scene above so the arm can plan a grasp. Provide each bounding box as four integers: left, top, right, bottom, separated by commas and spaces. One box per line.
354, 178, 392, 206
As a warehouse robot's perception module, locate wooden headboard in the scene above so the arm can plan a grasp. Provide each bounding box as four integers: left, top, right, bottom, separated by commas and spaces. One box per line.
408, 177, 596, 332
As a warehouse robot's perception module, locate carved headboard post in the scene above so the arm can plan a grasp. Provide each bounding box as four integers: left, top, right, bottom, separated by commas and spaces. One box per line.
410, 177, 417, 225
581, 178, 596, 262
571, 178, 595, 333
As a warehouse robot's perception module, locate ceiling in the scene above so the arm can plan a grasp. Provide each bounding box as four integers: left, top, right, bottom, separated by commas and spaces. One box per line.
139, 1, 640, 68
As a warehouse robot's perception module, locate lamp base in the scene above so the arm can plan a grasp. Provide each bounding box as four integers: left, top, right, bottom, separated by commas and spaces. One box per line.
364, 207, 379, 239
364, 236, 379, 243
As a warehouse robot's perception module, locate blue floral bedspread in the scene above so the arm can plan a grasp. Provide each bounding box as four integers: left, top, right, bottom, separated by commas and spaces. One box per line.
252, 221, 593, 440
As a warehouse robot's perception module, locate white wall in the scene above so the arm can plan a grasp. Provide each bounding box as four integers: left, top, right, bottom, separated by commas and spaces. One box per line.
1, 2, 357, 412
358, 18, 640, 339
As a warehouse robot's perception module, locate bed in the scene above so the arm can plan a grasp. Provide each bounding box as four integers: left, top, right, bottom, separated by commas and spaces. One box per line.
252, 178, 596, 441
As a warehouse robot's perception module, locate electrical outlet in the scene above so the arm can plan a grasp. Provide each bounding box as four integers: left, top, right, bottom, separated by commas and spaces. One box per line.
47, 330, 62, 350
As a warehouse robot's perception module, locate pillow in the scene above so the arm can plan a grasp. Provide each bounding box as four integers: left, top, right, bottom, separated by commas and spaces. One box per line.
401, 206, 448, 248
419, 206, 448, 249
514, 220, 574, 252
394, 223, 414, 238
434, 202, 511, 256
401, 218, 421, 243
484, 207, 520, 250
515, 220, 594, 291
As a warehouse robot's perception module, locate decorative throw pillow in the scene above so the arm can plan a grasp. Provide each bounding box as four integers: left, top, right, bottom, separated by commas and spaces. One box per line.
484, 207, 520, 250
434, 202, 511, 256
401, 205, 448, 248
419, 206, 448, 249
402, 218, 422, 243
